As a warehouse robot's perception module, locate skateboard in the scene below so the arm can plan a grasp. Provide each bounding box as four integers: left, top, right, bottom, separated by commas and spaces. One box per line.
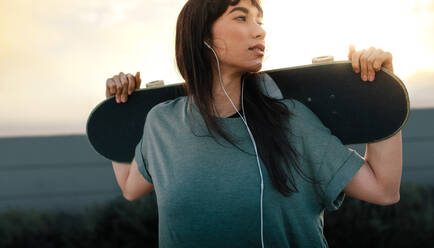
86, 61, 410, 163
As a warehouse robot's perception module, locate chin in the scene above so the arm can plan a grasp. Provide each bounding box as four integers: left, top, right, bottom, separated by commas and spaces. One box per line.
234, 61, 263, 73
247, 63, 263, 72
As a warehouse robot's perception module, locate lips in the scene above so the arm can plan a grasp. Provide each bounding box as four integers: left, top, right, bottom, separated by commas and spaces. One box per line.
249, 44, 265, 52
249, 44, 265, 57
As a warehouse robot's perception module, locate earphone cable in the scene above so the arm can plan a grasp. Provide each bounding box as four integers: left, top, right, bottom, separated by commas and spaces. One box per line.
207, 43, 265, 248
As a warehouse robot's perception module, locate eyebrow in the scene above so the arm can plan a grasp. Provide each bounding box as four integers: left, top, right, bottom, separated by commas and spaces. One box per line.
228, 6, 262, 18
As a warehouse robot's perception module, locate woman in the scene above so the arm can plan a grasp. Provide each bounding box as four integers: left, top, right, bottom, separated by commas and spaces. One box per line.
106, 0, 402, 247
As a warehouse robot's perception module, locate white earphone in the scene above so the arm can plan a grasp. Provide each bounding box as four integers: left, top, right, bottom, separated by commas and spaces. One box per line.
204, 40, 265, 248
204, 41, 212, 49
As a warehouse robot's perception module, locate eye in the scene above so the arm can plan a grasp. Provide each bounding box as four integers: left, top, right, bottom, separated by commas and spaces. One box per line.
235, 16, 263, 26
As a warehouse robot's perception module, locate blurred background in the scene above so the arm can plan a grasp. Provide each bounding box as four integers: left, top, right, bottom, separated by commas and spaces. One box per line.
1, 0, 433, 137
0, 0, 433, 247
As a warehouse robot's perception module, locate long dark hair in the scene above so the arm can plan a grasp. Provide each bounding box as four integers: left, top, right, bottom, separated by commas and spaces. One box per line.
175, 0, 320, 197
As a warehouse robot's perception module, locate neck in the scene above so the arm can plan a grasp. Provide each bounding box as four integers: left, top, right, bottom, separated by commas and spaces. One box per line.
211, 65, 244, 118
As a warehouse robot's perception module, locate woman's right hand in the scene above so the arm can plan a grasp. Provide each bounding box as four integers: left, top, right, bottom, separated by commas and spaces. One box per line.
106, 72, 142, 103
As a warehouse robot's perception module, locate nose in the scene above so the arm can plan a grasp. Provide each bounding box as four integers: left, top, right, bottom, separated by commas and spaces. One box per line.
253, 23, 266, 39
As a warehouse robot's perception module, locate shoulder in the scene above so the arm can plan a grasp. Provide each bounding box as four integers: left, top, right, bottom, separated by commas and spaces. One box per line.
147, 95, 186, 118
144, 95, 187, 128
279, 98, 330, 135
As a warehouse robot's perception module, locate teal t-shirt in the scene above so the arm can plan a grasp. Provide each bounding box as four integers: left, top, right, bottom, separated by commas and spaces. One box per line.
134, 95, 365, 248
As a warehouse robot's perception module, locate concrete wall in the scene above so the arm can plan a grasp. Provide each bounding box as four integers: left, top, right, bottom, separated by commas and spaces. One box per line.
0, 108, 432, 213
0, 135, 120, 213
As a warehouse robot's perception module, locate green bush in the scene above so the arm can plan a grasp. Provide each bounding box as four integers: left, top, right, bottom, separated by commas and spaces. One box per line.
0, 192, 158, 248
0, 182, 432, 247
324, 182, 434, 247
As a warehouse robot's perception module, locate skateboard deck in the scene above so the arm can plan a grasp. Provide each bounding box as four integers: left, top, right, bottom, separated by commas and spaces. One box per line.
86, 61, 410, 163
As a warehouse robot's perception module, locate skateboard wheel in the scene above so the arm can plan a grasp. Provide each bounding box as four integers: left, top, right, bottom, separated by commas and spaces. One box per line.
312, 56, 334, 64
146, 80, 165, 88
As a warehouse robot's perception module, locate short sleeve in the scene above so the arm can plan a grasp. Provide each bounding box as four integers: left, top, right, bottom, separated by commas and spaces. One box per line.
288, 99, 365, 211
317, 135, 365, 211
134, 128, 153, 184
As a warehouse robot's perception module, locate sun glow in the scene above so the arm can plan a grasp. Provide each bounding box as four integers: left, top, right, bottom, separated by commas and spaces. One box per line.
0, 0, 433, 137
261, 0, 434, 79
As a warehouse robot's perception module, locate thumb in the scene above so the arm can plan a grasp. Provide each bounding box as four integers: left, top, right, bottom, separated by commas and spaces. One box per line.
348, 44, 356, 60
135, 71, 142, 89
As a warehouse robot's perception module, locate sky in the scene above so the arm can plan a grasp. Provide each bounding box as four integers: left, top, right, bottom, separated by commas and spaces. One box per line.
1, 0, 433, 137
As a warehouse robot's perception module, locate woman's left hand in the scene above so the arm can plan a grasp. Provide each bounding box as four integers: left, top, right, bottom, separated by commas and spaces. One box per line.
348, 45, 394, 82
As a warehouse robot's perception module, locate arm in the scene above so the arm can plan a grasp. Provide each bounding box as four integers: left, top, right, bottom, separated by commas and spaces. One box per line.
343, 131, 402, 205
106, 72, 151, 200
112, 158, 154, 201
365, 131, 402, 199
344, 45, 401, 205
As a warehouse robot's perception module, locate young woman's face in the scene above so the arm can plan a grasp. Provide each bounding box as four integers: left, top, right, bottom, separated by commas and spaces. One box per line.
209, 0, 266, 73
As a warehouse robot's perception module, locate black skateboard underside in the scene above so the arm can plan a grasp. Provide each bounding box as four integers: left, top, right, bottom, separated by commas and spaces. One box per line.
87, 61, 409, 163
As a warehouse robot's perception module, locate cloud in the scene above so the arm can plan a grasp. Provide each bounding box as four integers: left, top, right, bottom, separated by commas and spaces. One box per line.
0, 0, 433, 137
0, 0, 187, 137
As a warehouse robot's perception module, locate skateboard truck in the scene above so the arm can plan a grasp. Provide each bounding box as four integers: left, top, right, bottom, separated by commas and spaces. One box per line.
146, 80, 165, 88
312, 56, 334, 64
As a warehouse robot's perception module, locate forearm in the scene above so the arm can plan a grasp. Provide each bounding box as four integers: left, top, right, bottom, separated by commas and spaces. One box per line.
365, 130, 402, 197
112, 161, 132, 192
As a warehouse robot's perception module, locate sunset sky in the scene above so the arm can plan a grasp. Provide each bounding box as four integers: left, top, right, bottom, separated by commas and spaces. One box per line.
1, 0, 433, 137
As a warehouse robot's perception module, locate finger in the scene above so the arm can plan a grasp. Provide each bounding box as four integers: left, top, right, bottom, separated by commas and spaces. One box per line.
110, 80, 116, 94
365, 47, 377, 82
359, 49, 368, 81
351, 50, 362, 73
373, 51, 393, 72
113, 76, 123, 103
360, 50, 368, 81
382, 51, 394, 72
372, 49, 384, 72
360, 47, 376, 81
366, 52, 377, 82
120, 72, 129, 103
348, 44, 356, 61
127, 73, 135, 95
106, 78, 116, 98
135, 71, 142, 89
